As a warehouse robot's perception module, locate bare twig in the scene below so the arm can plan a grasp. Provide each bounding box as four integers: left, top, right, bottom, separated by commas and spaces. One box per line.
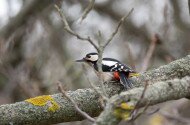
130, 81, 149, 120
125, 42, 136, 70
82, 64, 109, 101
57, 82, 96, 122
147, 108, 160, 116
97, 46, 108, 98
78, 0, 95, 23
103, 8, 134, 49
129, 102, 150, 122
188, 0, 190, 16
140, 34, 159, 72
55, 4, 134, 102
95, 8, 134, 99
54, 4, 99, 51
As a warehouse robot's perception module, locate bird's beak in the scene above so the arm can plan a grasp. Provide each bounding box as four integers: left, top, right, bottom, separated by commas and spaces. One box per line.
76, 58, 86, 62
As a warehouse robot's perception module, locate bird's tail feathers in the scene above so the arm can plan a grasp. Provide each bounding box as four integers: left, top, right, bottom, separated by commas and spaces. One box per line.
119, 72, 133, 90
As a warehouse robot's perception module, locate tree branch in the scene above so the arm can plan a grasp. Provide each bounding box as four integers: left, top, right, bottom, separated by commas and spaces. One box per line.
140, 34, 159, 72
0, 55, 189, 124
0, 83, 123, 125
188, 0, 190, 16
132, 55, 190, 87
95, 76, 190, 125
103, 8, 134, 49
54, 5, 99, 51
57, 83, 95, 122
77, 0, 95, 23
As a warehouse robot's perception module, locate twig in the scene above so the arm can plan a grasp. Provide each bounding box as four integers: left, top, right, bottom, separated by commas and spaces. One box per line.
96, 31, 107, 98
54, 4, 99, 51
188, 0, 190, 16
134, 81, 149, 108
95, 8, 134, 99
103, 8, 134, 49
82, 64, 109, 101
78, 0, 95, 23
140, 34, 159, 72
125, 42, 136, 70
97, 46, 108, 98
129, 102, 150, 122
130, 81, 149, 120
55, 4, 134, 102
57, 82, 96, 122
147, 108, 160, 116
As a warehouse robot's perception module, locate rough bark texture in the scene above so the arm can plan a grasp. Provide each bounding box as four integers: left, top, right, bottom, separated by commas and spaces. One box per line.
0, 55, 189, 125
0, 83, 123, 125
132, 55, 190, 86
95, 76, 190, 125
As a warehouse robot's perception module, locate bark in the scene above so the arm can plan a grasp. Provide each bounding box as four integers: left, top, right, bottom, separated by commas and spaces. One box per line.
95, 76, 190, 125
0, 83, 123, 125
0, 55, 189, 125
131, 55, 190, 86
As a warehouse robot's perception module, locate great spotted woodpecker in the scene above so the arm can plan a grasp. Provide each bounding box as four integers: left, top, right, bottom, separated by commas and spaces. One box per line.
76, 52, 139, 89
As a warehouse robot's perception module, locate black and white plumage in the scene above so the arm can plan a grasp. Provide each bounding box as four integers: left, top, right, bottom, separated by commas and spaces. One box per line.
76, 52, 137, 89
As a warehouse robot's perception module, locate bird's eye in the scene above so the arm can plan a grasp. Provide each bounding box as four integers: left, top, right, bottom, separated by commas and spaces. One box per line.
86, 55, 91, 58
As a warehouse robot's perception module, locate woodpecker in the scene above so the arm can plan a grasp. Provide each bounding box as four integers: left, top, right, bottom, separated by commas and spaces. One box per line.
76, 52, 139, 89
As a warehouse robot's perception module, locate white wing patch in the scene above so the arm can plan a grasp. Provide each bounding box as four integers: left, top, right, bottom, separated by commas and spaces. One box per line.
102, 60, 118, 67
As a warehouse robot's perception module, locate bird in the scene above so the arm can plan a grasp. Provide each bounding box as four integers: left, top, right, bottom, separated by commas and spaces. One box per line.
76, 52, 139, 89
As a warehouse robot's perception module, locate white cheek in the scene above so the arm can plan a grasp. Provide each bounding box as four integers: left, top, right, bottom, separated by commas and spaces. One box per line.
91, 55, 98, 61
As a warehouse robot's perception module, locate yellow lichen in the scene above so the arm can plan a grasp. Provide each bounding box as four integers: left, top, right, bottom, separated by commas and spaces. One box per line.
114, 108, 131, 120
120, 103, 135, 110
113, 102, 135, 120
25, 95, 60, 112
129, 73, 140, 77
47, 100, 60, 112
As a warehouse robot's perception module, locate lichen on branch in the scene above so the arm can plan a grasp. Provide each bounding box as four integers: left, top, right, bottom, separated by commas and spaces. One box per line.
0, 55, 189, 125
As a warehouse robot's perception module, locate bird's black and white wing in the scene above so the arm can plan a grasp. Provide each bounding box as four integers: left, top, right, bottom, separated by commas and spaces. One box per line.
110, 63, 133, 73
101, 58, 120, 72
102, 58, 134, 73
102, 58, 134, 89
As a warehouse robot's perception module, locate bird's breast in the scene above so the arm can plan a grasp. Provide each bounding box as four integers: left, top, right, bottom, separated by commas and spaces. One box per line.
101, 72, 114, 82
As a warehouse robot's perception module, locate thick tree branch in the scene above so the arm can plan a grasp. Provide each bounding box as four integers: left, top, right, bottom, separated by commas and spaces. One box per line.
132, 55, 190, 87
95, 76, 190, 125
0, 83, 123, 125
58, 83, 95, 122
0, 55, 189, 125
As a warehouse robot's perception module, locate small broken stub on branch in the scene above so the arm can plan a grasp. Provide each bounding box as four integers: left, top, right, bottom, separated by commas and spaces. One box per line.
25, 95, 60, 112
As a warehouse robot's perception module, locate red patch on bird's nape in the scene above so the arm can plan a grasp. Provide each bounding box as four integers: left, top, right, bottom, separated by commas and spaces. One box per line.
113, 72, 120, 80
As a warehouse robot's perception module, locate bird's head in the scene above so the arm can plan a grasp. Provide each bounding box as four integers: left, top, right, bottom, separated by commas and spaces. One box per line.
76, 52, 98, 64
